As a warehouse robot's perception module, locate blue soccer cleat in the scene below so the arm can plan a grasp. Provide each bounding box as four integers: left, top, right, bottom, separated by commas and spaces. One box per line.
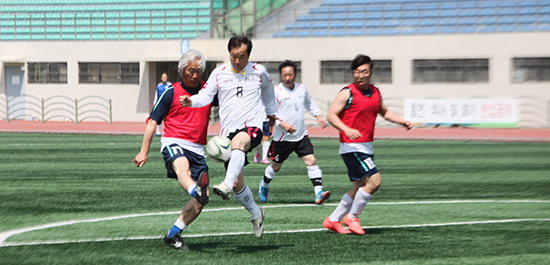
258, 181, 269, 203
315, 190, 331, 204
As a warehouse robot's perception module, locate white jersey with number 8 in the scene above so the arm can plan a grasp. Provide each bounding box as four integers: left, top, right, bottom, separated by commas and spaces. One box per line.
190, 62, 277, 137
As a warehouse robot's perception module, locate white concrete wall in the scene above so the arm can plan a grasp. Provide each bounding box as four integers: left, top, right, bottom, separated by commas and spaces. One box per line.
1, 32, 549, 126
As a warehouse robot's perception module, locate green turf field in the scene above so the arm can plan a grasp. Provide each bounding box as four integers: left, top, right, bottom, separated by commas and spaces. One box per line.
0, 133, 549, 264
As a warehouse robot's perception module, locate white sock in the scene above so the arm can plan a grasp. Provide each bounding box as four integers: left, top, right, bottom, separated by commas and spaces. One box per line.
223, 149, 245, 188
187, 184, 197, 197
234, 184, 261, 220
348, 188, 372, 219
329, 193, 353, 222
262, 141, 270, 159
175, 218, 186, 230
307, 165, 323, 195
262, 164, 276, 188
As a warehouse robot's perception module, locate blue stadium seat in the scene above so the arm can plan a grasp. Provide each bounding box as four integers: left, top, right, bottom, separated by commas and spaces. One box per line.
418, 27, 437, 34
517, 16, 536, 24
478, 18, 497, 25
456, 26, 476, 33
346, 29, 364, 36
437, 27, 457, 34
365, 21, 382, 28
497, 17, 516, 25
277, 31, 295, 38
312, 30, 328, 36
296, 31, 312, 37
364, 29, 381, 35
329, 29, 346, 36
400, 27, 418, 35
347, 21, 364, 28
330, 21, 346, 28
296, 15, 312, 21
476, 25, 496, 33
516, 24, 537, 31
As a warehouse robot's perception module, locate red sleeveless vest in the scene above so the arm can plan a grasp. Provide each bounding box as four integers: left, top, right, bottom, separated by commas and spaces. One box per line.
338, 83, 380, 143
163, 81, 211, 145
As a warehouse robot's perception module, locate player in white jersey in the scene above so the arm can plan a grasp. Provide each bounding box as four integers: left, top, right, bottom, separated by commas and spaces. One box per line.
180, 36, 277, 239
258, 60, 331, 204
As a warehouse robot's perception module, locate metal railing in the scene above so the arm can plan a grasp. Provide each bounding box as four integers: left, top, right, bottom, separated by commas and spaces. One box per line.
0, 94, 112, 124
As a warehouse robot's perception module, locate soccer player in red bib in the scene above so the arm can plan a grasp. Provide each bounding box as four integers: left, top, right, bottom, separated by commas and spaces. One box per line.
323, 54, 413, 235
134, 49, 215, 249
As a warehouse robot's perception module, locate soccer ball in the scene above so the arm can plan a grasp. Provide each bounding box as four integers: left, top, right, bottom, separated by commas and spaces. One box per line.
205, 136, 232, 163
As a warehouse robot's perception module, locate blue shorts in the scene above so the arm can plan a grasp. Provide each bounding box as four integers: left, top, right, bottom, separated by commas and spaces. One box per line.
262, 121, 272, 137
161, 144, 208, 180
340, 152, 379, 182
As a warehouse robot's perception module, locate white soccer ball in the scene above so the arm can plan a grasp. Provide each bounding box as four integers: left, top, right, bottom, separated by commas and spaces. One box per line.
205, 136, 232, 163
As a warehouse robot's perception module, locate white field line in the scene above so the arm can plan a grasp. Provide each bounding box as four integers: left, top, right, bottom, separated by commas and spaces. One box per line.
1, 200, 549, 247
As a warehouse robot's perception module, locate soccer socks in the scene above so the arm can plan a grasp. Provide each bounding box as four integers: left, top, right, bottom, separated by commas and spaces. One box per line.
348, 188, 372, 219
223, 149, 246, 188
167, 219, 186, 238
307, 165, 323, 195
234, 184, 262, 220
187, 184, 198, 199
262, 141, 270, 160
329, 193, 353, 222
262, 164, 276, 188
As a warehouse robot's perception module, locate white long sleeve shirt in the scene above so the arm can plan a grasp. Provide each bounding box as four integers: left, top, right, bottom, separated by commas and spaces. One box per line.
190, 62, 277, 136
272, 82, 322, 142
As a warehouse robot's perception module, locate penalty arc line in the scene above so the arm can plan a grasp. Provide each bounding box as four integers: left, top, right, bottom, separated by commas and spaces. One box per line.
1, 200, 549, 247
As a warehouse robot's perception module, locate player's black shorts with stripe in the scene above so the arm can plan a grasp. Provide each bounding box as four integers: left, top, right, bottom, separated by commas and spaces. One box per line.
267, 135, 314, 163
225, 126, 264, 168
161, 144, 208, 180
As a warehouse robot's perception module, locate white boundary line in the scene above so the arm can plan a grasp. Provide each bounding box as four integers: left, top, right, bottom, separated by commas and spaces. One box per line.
2, 200, 549, 247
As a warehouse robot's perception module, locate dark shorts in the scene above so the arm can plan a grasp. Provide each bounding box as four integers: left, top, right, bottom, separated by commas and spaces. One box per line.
268, 136, 314, 163
225, 127, 264, 169
262, 121, 272, 137
340, 152, 379, 182
161, 144, 208, 180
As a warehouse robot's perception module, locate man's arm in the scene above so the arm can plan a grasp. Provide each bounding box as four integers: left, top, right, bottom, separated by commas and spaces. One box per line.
378, 97, 413, 130
327, 89, 362, 141
181, 70, 218, 108
133, 119, 157, 167
303, 88, 326, 129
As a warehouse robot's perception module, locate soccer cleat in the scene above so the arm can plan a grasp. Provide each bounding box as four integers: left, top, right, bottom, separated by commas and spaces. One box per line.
254, 153, 261, 163
258, 181, 269, 203
212, 182, 232, 200
250, 207, 266, 238
195, 171, 209, 205
323, 216, 351, 234
315, 190, 331, 204
343, 215, 365, 235
163, 233, 189, 250
261, 158, 270, 164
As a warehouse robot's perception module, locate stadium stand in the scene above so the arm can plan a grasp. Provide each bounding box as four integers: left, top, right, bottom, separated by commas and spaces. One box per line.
273, 0, 550, 37
0, 0, 212, 41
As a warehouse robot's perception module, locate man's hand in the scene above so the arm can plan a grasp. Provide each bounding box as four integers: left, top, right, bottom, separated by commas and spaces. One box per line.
344, 128, 362, 141
281, 121, 296, 134
402, 121, 414, 130
133, 152, 148, 168
267, 115, 277, 127
180, 95, 192, 107
317, 115, 327, 129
